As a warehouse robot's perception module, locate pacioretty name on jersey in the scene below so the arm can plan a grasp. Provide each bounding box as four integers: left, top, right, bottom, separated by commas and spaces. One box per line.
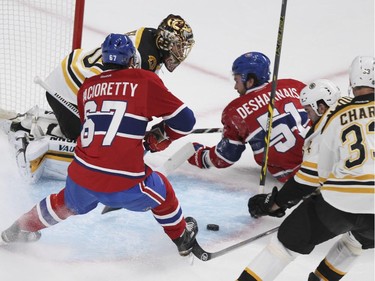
82, 80, 139, 102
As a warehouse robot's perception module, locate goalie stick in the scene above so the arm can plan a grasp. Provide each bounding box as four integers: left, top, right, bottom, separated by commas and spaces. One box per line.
101, 142, 196, 214
192, 226, 279, 261
0, 108, 222, 136
34, 76, 80, 118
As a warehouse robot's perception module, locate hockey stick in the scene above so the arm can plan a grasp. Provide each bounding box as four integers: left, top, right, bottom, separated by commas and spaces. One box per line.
33, 76, 80, 118
191, 127, 222, 134
192, 226, 279, 261
258, 0, 288, 194
101, 142, 195, 214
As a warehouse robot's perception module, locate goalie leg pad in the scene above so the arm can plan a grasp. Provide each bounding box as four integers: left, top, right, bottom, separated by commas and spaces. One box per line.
16, 137, 49, 183
43, 135, 76, 180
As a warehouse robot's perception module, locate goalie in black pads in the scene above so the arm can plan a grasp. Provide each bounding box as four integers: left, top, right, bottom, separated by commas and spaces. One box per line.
1, 14, 195, 183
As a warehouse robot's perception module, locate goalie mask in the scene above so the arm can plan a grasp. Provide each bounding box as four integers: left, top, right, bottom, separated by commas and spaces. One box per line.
156, 14, 195, 72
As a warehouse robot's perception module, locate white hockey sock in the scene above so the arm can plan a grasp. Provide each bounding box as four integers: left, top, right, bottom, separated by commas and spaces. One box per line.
314, 232, 363, 280
240, 235, 298, 281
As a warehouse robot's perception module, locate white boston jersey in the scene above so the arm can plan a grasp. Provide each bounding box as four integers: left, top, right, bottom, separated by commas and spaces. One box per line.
294, 97, 352, 188
318, 94, 375, 214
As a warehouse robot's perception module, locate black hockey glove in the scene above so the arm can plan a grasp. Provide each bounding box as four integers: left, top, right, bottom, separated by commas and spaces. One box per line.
248, 187, 286, 219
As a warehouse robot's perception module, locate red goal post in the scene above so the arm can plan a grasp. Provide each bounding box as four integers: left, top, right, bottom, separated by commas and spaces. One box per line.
0, 0, 85, 114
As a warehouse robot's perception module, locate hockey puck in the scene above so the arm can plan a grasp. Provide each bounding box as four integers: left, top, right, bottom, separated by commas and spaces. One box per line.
206, 224, 219, 231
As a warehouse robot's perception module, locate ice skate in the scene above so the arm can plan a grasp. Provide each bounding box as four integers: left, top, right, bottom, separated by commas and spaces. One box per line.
0, 222, 41, 245
173, 216, 198, 256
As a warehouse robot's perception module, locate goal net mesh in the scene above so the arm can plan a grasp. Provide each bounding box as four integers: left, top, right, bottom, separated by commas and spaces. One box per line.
0, 0, 79, 113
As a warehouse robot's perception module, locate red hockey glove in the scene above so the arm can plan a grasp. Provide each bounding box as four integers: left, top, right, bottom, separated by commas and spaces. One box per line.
144, 123, 172, 153
187, 142, 212, 169
248, 187, 286, 218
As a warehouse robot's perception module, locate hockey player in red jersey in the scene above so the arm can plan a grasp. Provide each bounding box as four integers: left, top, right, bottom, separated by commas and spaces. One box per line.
2, 14, 194, 183
0, 33, 198, 257
188, 52, 310, 183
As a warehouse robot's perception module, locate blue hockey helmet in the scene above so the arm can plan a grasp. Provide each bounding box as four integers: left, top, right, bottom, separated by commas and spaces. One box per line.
101, 33, 136, 67
232, 52, 271, 86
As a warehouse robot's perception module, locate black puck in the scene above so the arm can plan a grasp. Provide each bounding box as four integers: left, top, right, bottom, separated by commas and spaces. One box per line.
206, 224, 219, 231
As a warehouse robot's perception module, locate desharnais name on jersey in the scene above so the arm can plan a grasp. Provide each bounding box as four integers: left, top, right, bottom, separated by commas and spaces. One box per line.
220, 79, 310, 183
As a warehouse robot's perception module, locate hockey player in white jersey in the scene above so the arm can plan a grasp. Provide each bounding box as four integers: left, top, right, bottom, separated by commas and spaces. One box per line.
1, 14, 194, 183
238, 56, 374, 281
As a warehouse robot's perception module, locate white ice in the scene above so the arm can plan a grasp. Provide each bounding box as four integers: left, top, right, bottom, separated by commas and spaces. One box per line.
0, 0, 374, 280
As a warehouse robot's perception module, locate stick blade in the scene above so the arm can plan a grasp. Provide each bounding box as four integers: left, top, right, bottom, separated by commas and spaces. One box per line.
192, 241, 212, 261
101, 206, 122, 214
158, 142, 195, 175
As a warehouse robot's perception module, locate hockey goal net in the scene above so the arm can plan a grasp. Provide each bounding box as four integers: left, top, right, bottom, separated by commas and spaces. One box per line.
0, 0, 84, 114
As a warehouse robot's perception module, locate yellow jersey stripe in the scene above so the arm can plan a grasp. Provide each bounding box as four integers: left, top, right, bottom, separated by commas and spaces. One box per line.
321, 186, 375, 193
62, 53, 80, 95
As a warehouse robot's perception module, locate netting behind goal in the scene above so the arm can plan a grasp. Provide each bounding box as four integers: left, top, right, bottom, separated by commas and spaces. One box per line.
0, 0, 84, 114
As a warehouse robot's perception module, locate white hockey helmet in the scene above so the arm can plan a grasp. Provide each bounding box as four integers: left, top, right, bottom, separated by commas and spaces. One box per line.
300, 79, 341, 116
349, 56, 375, 88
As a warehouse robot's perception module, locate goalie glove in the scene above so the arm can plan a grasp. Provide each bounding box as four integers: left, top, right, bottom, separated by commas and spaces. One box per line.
143, 122, 172, 153
187, 142, 212, 169
248, 187, 286, 218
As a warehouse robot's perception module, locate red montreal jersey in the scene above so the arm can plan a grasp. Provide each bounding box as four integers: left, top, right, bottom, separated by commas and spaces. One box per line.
221, 79, 310, 182
68, 68, 194, 192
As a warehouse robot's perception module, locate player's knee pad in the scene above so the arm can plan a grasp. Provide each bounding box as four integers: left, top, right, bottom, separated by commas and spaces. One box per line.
340, 232, 363, 256
326, 232, 363, 264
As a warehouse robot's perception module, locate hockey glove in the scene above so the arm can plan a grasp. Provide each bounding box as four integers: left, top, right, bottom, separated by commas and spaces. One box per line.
248, 187, 286, 218
143, 122, 172, 153
187, 142, 211, 169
